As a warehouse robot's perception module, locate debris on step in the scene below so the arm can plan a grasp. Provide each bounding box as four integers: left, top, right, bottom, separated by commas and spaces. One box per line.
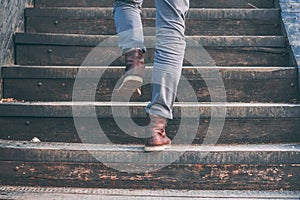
0, 98, 17, 103
30, 137, 41, 143
248, 3, 258, 9
0, 98, 25, 103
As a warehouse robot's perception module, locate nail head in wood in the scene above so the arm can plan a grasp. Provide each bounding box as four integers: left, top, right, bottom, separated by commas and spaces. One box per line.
291, 82, 295, 87
14, 166, 20, 171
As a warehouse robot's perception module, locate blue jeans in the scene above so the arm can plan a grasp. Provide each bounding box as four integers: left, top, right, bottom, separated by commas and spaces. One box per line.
114, 0, 189, 119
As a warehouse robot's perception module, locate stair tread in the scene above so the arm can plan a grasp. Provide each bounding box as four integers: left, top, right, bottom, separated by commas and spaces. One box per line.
14, 33, 286, 47
0, 102, 299, 118
0, 139, 299, 164
1, 186, 300, 199
2, 139, 299, 151
2, 66, 297, 79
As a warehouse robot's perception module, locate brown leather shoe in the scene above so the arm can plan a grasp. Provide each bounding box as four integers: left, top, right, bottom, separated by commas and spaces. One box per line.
144, 115, 172, 152
117, 49, 145, 95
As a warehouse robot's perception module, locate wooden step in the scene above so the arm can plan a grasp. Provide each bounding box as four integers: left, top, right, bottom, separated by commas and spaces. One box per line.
33, 0, 275, 8
14, 33, 290, 66
2, 161, 299, 190
1, 66, 298, 103
0, 140, 299, 190
0, 102, 299, 144
2, 140, 299, 164
1, 186, 300, 200
25, 8, 281, 36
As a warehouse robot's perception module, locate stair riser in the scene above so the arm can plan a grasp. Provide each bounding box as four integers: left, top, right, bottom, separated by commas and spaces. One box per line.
26, 17, 280, 36
3, 78, 298, 103
0, 117, 299, 144
15, 46, 290, 66
25, 8, 281, 36
1, 161, 299, 190
3, 67, 297, 103
34, 0, 275, 8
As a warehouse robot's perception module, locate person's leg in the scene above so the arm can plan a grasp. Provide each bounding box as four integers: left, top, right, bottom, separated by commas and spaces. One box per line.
145, 0, 189, 152
146, 0, 189, 119
114, 0, 145, 53
113, 0, 146, 94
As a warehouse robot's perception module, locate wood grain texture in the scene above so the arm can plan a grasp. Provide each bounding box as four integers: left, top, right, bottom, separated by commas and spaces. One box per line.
34, 0, 275, 8
0, 102, 300, 118
0, 140, 299, 164
26, 17, 281, 36
15, 45, 290, 66
3, 78, 298, 102
24, 8, 281, 36
2, 66, 298, 103
1, 161, 299, 190
0, 117, 299, 144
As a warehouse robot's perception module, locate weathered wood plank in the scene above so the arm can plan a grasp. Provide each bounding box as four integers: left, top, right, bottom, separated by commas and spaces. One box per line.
25, 8, 280, 20
2, 67, 298, 102
34, 0, 275, 8
14, 34, 289, 67
15, 45, 290, 66
0, 161, 299, 190
2, 66, 296, 79
0, 117, 299, 144
1, 186, 299, 200
14, 34, 286, 47
0, 102, 300, 118
26, 17, 280, 36
3, 77, 297, 103
0, 140, 299, 164
24, 8, 280, 36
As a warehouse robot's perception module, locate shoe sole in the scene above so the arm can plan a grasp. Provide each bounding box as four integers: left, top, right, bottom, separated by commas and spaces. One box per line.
144, 144, 171, 152
117, 75, 143, 95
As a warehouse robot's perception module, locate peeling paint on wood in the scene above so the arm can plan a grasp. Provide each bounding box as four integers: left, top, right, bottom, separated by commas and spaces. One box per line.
0, 161, 299, 190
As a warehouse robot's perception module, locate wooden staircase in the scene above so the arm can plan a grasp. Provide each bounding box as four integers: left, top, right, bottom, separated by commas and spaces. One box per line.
0, 0, 300, 199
